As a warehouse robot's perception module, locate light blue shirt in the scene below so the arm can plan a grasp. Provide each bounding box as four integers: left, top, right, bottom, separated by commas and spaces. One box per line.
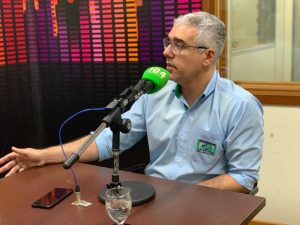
96, 70, 264, 191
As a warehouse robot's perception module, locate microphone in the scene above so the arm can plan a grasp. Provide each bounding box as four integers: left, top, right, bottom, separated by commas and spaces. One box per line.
115, 66, 170, 112
138, 66, 170, 93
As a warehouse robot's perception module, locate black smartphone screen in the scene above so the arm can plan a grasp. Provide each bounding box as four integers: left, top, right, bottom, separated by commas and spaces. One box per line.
32, 187, 73, 209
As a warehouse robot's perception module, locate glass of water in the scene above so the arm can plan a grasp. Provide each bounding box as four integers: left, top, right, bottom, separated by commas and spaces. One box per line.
105, 186, 132, 225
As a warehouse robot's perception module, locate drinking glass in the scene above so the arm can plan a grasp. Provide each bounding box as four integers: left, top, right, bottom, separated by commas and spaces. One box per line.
105, 186, 132, 225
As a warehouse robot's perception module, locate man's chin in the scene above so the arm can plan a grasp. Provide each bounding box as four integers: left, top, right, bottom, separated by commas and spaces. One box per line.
169, 75, 179, 83
169, 74, 175, 81
165, 68, 178, 82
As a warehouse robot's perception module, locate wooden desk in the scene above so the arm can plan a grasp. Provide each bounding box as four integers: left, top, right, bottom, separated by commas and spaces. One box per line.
0, 163, 265, 225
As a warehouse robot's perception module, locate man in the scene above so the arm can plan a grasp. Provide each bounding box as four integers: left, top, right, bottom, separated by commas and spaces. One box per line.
0, 12, 263, 193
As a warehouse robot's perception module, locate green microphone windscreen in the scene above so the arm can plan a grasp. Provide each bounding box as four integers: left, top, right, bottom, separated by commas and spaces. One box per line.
141, 66, 170, 93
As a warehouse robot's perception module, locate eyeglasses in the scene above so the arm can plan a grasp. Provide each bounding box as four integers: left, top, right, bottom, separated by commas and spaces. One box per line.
163, 37, 208, 55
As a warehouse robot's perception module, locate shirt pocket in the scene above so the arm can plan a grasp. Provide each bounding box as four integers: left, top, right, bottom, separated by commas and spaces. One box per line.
191, 129, 224, 168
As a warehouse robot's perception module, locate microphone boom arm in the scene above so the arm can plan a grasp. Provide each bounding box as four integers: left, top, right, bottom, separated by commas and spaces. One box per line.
63, 122, 108, 169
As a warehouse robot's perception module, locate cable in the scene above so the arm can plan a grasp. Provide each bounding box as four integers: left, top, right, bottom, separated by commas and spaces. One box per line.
58, 107, 106, 187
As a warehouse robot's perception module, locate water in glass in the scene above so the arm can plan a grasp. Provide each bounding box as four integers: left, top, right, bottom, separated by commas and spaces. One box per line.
105, 187, 132, 225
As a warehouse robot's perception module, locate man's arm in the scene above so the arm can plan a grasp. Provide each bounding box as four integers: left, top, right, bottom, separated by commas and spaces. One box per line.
0, 135, 99, 177
206, 96, 263, 193
42, 135, 99, 164
198, 174, 249, 193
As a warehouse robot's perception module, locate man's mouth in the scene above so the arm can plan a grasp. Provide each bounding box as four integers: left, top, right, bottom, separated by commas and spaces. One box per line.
166, 62, 176, 69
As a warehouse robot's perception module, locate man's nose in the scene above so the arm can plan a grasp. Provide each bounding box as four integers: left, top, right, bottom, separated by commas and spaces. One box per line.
163, 44, 174, 58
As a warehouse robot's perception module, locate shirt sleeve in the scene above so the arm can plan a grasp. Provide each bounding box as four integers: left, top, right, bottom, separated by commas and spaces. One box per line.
223, 96, 264, 191
95, 95, 148, 161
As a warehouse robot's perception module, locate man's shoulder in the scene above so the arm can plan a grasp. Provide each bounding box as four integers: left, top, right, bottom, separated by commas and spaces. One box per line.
216, 76, 255, 100
213, 77, 264, 122
215, 76, 263, 113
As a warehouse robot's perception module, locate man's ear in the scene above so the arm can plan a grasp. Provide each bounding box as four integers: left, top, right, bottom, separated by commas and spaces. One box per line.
203, 49, 215, 66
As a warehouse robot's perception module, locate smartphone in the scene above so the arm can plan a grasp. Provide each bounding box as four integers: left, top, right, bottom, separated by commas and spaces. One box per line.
32, 187, 73, 209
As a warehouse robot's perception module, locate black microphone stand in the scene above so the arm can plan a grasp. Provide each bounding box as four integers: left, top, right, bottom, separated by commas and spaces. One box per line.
105, 108, 131, 189
98, 108, 155, 206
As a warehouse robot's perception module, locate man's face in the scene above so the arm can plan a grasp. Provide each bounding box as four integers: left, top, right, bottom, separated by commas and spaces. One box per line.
163, 24, 207, 85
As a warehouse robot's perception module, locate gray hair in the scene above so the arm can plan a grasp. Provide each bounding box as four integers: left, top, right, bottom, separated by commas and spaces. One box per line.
174, 12, 226, 64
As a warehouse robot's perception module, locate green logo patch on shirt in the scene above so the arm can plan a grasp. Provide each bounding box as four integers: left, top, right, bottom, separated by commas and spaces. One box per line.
196, 140, 216, 156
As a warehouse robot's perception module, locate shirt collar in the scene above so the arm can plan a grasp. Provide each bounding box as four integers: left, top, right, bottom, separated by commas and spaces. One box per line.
174, 84, 182, 98
173, 70, 219, 100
